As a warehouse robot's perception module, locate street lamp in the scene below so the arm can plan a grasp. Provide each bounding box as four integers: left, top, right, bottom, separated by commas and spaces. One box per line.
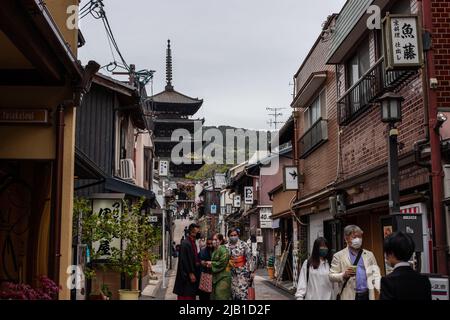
380, 92, 403, 123
377, 92, 404, 215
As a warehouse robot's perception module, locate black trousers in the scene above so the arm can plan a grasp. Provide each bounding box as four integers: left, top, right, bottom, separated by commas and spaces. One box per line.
198, 291, 211, 300
355, 291, 369, 301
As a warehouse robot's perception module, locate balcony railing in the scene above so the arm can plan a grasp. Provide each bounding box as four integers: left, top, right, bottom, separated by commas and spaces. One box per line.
299, 118, 328, 159
338, 57, 417, 125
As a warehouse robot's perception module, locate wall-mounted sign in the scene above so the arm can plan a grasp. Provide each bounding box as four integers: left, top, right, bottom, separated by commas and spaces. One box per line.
0, 109, 51, 125
260, 207, 273, 229
159, 160, 169, 176
148, 216, 158, 223
220, 206, 226, 215
283, 166, 299, 191
426, 275, 449, 300
244, 186, 254, 204
92, 199, 122, 260
383, 14, 423, 70
226, 204, 232, 214
233, 195, 241, 208
211, 204, 217, 214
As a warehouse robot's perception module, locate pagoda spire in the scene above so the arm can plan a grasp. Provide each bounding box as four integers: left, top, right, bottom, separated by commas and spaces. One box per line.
166, 39, 174, 91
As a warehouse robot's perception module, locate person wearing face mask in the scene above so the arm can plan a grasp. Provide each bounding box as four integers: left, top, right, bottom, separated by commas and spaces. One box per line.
226, 228, 254, 300
295, 237, 336, 300
173, 223, 201, 300
380, 232, 431, 300
329, 225, 381, 300
206, 234, 231, 300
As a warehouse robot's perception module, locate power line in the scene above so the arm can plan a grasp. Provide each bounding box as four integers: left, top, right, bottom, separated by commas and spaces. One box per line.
79, 1, 156, 86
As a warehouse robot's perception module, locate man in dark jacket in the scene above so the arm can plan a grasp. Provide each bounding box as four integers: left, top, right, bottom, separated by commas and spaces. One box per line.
173, 223, 201, 300
380, 231, 431, 300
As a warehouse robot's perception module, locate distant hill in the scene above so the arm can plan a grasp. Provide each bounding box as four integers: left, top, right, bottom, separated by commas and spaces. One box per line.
185, 125, 271, 180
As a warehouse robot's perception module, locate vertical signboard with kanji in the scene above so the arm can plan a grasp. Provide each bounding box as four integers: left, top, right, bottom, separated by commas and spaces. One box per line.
92, 199, 122, 260
260, 207, 273, 229
244, 186, 254, 204
383, 14, 423, 70
159, 160, 169, 177
233, 195, 241, 208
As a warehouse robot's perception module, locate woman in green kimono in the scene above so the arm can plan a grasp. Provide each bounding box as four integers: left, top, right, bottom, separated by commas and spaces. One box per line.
207, 233, 231, 300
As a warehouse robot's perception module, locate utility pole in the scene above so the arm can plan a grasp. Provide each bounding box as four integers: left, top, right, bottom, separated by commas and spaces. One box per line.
161, 179, 167, 289
267, 107, 286, 130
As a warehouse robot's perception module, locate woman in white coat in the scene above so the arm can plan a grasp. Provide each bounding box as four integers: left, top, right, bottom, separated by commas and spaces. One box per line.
295, 237, 336, 300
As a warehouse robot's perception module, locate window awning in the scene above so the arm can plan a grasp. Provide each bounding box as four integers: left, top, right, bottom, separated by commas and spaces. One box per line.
105, 177, 155, 200
291, 71, 327, 108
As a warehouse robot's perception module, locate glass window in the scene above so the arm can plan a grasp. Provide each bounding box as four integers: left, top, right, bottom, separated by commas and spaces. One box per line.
304, 90, 325, 130
346, 37, 370, 87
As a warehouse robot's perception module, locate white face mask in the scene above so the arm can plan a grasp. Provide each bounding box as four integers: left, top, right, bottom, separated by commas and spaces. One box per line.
351, 237, 363, 249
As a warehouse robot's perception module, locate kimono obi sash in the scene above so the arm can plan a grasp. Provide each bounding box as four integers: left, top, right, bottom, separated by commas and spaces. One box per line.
233, 255, 247, 268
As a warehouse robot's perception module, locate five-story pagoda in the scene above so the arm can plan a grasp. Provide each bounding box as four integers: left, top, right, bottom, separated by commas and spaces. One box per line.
148, 40, 205, 178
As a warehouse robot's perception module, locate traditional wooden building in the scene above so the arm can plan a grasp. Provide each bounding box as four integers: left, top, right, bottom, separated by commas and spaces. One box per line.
0, 0, 98, 300
74, 72, 156, 300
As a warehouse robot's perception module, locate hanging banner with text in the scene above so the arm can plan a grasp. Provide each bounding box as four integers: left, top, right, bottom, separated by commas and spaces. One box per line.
383, 14, 423, 70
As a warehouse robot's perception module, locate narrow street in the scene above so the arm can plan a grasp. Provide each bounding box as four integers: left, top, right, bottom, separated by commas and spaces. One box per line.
150, 219, 294, 300
0, 0, 447, 305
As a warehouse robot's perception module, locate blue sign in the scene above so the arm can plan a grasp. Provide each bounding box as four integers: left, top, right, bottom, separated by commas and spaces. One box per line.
211, 204, 217, 214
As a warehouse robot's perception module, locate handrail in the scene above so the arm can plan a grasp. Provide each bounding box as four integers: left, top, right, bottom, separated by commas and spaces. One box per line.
338, 57, 384, 103
299, 117, 327, 140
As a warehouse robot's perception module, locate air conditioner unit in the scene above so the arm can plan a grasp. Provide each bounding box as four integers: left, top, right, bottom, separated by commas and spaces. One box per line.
120, 159, 136, 182
329, 196, 337, 216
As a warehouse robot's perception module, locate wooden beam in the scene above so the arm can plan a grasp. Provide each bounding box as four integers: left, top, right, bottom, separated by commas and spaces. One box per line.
0, 0, 63, 82
0, 69, 63, 86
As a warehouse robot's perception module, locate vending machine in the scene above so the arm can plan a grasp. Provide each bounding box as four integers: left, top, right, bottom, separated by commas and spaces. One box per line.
380, 213, 424, 274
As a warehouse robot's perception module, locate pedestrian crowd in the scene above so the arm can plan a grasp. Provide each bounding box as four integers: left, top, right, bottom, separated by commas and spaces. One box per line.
173, 223, 432, 300
294, 225, 431, 301
173, 224, 254, 300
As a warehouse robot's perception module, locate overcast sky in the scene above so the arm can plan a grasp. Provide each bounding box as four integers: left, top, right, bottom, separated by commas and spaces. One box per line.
78, 0, 347, 129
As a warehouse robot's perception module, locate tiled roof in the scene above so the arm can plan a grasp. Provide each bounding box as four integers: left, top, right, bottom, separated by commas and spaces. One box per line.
150, 89, 203, 106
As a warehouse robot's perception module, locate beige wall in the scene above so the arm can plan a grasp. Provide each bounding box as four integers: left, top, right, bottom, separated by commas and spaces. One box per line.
135, 132, 152, 188
0, 0, 79, 299
46, 0, 79, 56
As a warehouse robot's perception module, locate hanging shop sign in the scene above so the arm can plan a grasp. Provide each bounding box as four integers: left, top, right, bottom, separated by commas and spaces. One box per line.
92, 199, 122, 260
383, 14, 423, 70
283, 166, 300, 191
0, 109, 51, 125
159, 160, 169, 176
244, 186, 254, 204
233, 195, 241, 208
260, 207, 273, 229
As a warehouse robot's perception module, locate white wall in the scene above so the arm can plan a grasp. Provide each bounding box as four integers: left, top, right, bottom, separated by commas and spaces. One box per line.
308, 211, 333, 254
135, 132, 152, 188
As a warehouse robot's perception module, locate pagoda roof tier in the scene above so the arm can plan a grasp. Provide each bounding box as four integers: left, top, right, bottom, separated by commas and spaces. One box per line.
146, 40, 204, 116
146, 90, 203, 116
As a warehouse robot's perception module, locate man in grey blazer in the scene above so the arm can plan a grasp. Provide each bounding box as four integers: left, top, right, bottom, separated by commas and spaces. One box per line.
329, 225, 381, 300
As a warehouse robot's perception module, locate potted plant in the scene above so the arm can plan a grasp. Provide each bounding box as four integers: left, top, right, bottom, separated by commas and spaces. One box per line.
267, 256, 275, 279
73, 197, 115, 300
108, 198, 161, 300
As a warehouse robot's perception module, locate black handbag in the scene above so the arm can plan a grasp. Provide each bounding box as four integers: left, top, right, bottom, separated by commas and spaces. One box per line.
336, 250, 363, 300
